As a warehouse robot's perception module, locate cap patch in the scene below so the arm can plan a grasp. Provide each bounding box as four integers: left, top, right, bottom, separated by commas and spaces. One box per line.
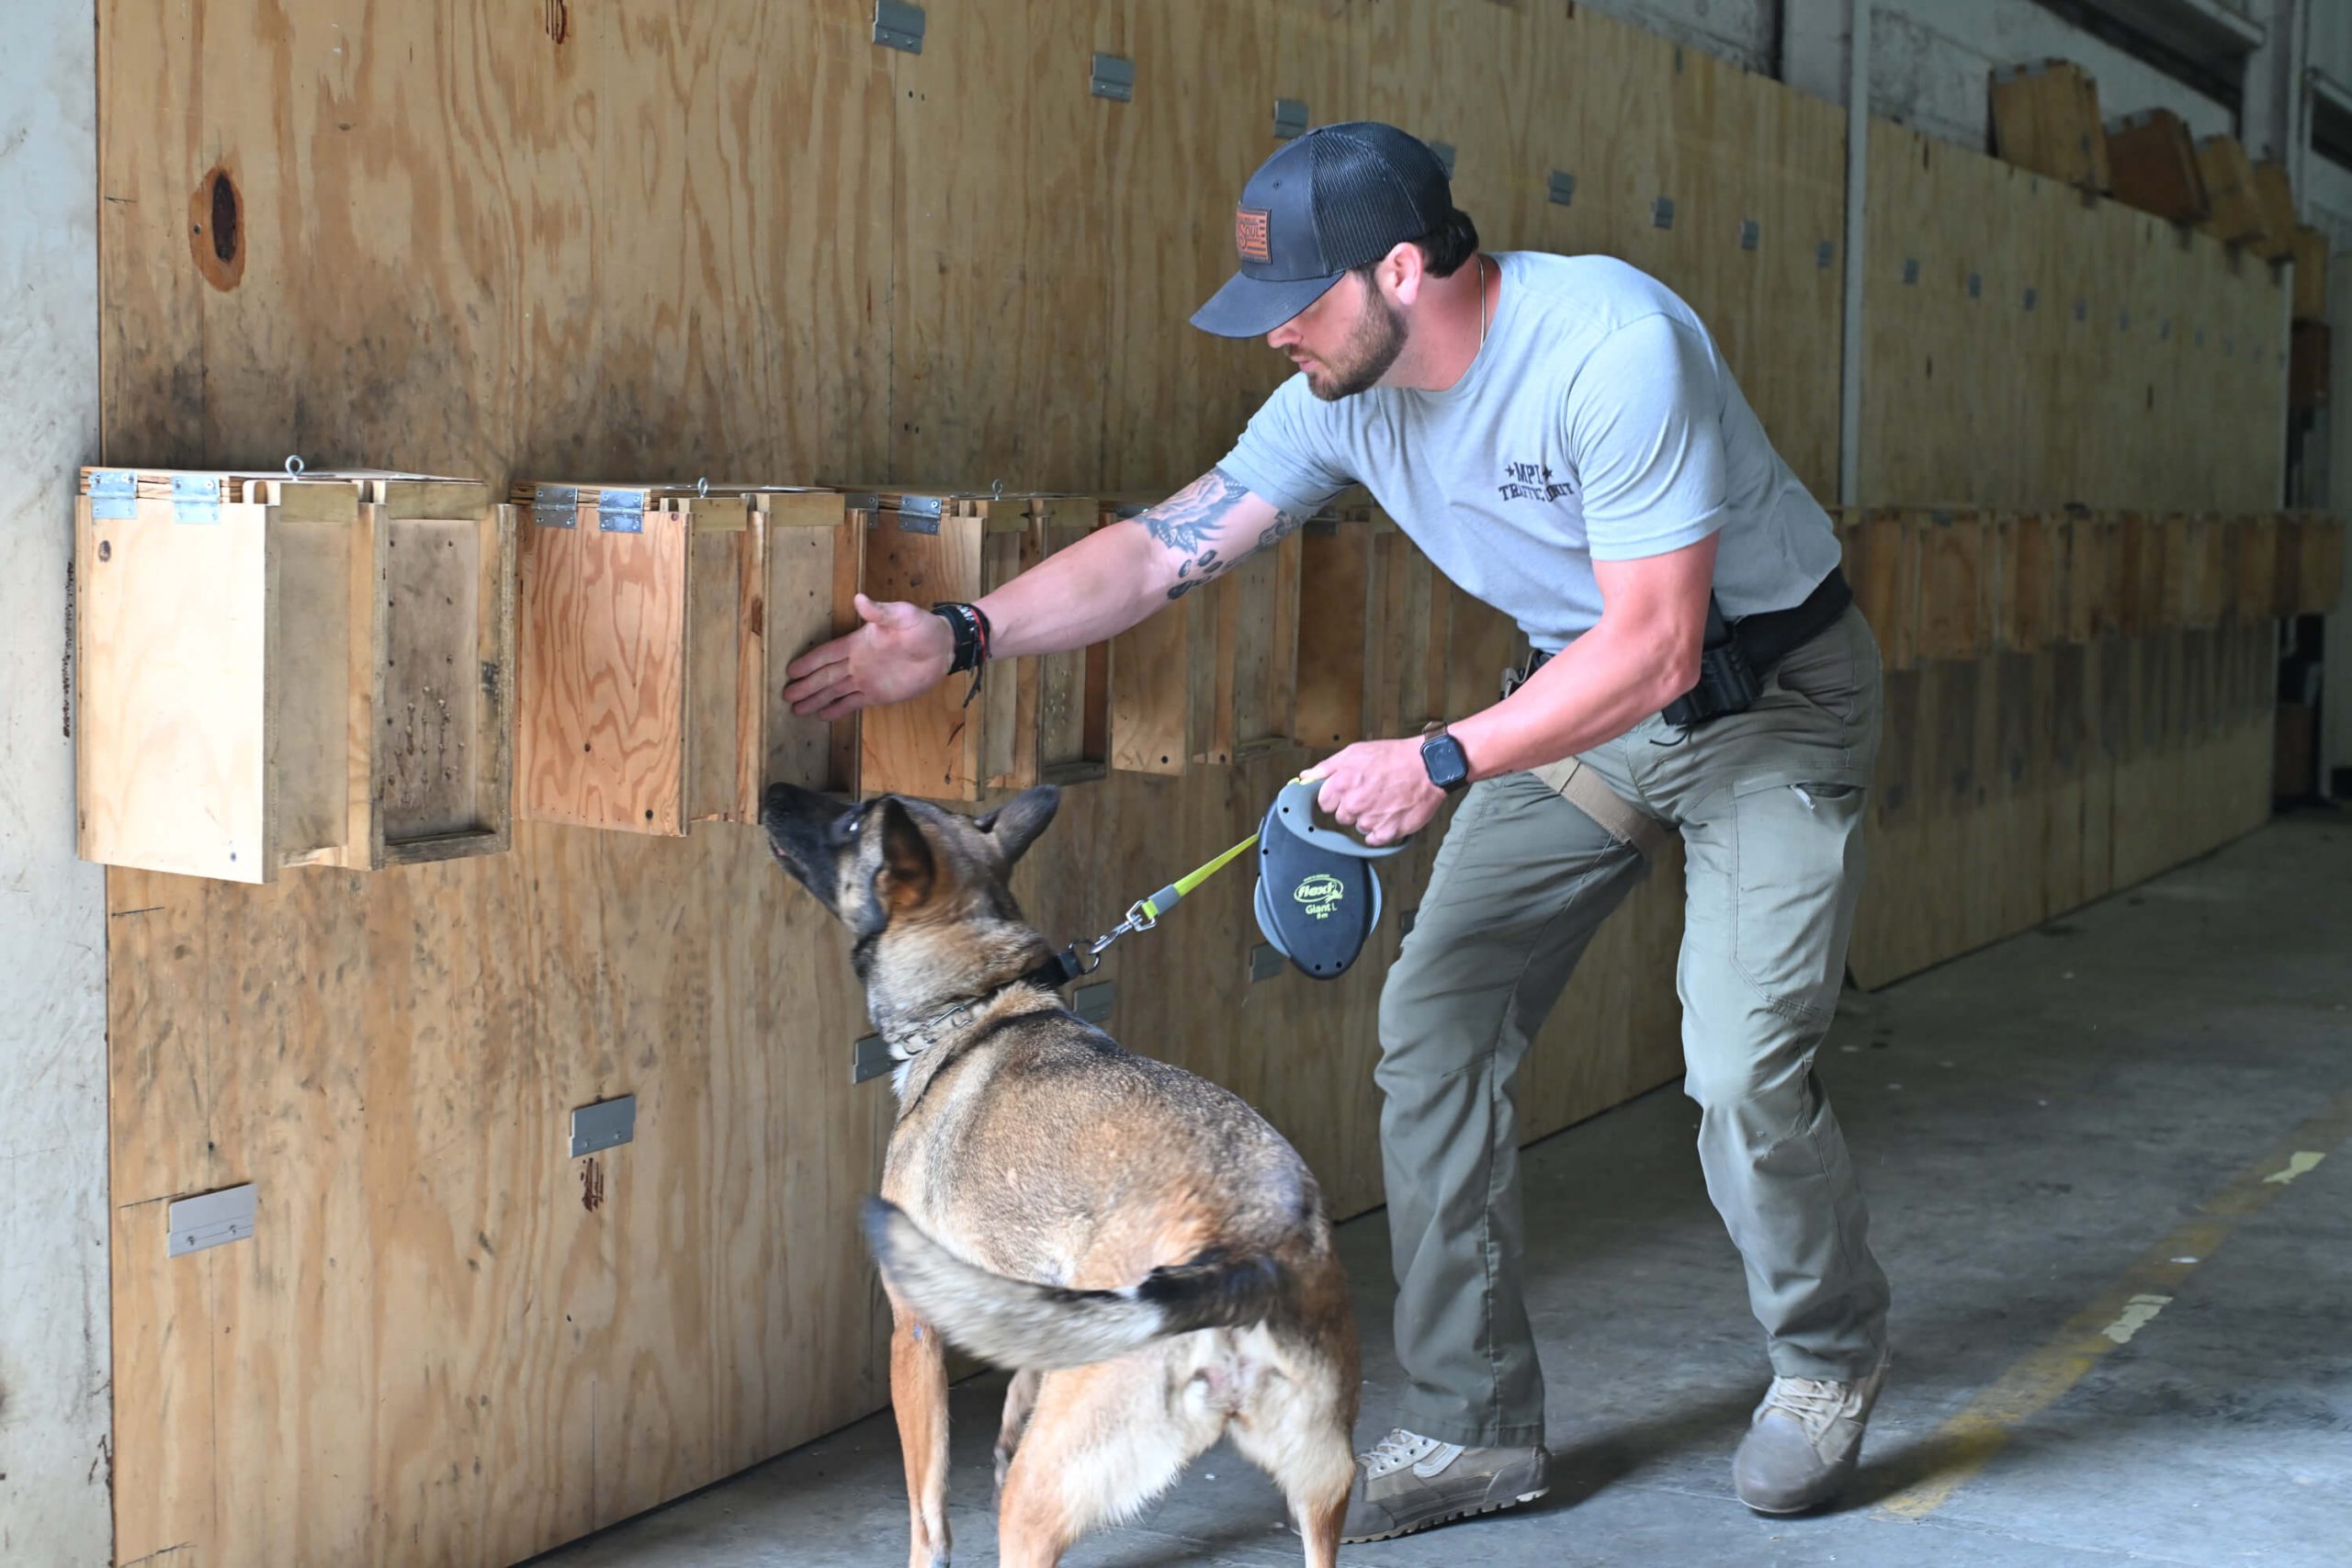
1236, 207, 1272, 263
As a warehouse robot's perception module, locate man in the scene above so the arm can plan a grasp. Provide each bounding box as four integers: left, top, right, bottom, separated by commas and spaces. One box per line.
784, 121, 1892, 1544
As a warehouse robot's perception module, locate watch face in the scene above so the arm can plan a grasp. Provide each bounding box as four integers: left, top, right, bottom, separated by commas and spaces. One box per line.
1423, 733, 1467, 788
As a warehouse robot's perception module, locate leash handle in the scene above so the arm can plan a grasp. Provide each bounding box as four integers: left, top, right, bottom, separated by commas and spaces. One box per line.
1275, 777, 1409, 860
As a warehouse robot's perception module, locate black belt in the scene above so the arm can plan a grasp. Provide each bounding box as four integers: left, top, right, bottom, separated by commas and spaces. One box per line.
1521, 565, 1853, 729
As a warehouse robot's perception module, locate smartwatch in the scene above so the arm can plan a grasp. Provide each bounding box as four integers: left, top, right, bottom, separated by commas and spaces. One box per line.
1419, 729, 1471, 793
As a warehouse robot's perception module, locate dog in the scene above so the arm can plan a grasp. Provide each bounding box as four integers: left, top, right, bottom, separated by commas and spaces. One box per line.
760, 780, 1361, 1568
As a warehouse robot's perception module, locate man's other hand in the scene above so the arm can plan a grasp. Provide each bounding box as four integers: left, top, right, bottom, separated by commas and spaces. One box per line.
1301, 738, 1445, 847
782, 594, 954, 720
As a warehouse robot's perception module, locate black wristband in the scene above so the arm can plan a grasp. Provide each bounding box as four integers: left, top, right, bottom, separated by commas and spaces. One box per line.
930, 602, 992, 707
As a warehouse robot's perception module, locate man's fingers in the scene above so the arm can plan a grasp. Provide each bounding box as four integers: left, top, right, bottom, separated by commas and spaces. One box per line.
808, 689, 868, 721
785, 638, 850, 682
782, 661, 850, 705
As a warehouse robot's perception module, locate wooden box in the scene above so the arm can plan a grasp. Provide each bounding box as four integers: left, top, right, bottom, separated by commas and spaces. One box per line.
2103, 108, 2209, 222
516, 481, 861, 834
2251, 160, 2300, 262
1293, 494, 1444, 750
2063, 507, 2112, 643
2292, 225, 2330, 321
1836, 507, 1920, 671
1990, 60, 2110, 194
2194, 137, 2269, 246
1101, 495, 1208, 777
1914, 508, 1995, 662
1192, 511, 1304, 764
74, 467, 517, 882
2290, 320, 2331, 412
855, 489, 1108, 800
1995, 512, 2063, 653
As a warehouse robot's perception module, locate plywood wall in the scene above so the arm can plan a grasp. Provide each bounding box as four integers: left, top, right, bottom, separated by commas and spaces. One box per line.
93, 2, 2287, 1563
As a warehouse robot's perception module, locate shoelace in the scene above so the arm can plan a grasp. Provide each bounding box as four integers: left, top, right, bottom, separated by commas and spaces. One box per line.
1759, 1376, 1852, 1440
1359, 1428, 1441, 1479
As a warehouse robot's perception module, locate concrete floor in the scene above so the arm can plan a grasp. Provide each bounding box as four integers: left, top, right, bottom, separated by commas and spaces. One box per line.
529, 814, 2352, 1568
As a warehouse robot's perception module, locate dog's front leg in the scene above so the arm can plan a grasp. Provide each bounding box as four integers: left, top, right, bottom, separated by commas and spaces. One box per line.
889, 1307, 953, 1567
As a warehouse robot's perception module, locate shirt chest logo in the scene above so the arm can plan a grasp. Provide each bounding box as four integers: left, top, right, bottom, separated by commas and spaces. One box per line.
1497, 459, 1574, 504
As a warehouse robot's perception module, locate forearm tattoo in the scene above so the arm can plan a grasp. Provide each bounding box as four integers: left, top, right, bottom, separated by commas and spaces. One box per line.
1141, 468, 1307, 602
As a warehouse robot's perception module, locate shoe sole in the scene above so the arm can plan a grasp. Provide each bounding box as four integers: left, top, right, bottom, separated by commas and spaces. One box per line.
1340, 1486, 1550, 1544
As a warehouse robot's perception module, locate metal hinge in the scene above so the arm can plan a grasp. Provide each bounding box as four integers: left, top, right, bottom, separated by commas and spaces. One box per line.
535, 484, 580, 528
1547, 169, 1577, 207
1273, 97, 1309, 140
171, 474, 221, 525
1968, 271, 1983, 298
1902, 256, 1919, 285
853, 1032, 894, 1084
597, 489, 647, 534
1430, 140, 1456, 176
1652, 196, 1675, 230
1738, 219, 1760, 251
1816, 239, 1836, 269
896, 494, 944, 534
1091, 52, 1134, 102
873, 0, 923, 52
90, 468, 137, 522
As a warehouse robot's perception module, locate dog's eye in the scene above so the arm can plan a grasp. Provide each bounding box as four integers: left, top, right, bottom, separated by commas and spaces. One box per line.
831, 802, 870, 844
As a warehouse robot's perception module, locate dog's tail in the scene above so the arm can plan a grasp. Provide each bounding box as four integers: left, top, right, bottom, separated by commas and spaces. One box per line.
861, 1196, 1287, 1371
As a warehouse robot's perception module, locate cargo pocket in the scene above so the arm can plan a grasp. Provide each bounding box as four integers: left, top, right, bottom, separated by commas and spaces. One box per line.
1730, 775, 1867, 1021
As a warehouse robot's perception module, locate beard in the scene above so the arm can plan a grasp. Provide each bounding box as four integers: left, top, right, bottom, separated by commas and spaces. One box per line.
1304, 289, 1408, 400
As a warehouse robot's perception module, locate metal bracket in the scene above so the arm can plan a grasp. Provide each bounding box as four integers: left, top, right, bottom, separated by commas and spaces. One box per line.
1547, 169, 1576, 207
1430, 141, 1456, 176
167, 1183, 255, 1258
2073, 297, 2087, 321
2118, 308, 2131, 330
1400, 908, 1417, 937
1652, 196, 1675, 230
171, 474, 222, 525
570, 1094, 636, 1158
873, 0, 923, 52
895, 494, 944, 534
1249, 942, 1285, 984
1967, 272, 1983, 299
853, 1032, 894, 1084
535, 484, 580, 528
2161, 318, 2173, 341
1738, 219, 1759, 251
1816, 239, 1836, 269
1073, 980, 1116, 1024
1091, 52, 1134, 102
90, 468, 137, 522
2023, 287, 2039, 311
1273, 97, 1308, 141
596, 489, 647, 533
1902, 257, 1919, 286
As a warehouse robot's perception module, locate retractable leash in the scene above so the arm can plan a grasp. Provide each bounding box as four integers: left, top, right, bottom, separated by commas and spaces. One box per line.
1055, 778, 1410, 984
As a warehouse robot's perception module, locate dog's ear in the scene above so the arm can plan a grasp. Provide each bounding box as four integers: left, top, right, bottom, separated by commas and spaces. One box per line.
976, 784, 1060, 866
875, 798, 937, 909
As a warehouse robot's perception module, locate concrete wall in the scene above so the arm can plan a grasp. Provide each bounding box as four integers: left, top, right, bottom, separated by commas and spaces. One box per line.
0, 2, 109, 1565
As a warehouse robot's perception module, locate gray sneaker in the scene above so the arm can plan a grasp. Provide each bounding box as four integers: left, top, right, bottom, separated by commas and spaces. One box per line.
1340, 1428, 1550, 1543
1732, 1350, 1891, 1514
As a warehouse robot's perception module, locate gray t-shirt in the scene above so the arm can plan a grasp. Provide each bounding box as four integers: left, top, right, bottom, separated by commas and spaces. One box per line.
1216, 250, 1840, 652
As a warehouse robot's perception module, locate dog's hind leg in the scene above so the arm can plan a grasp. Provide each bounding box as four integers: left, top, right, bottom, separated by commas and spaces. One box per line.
888, 1305, 954, 1568
1228, 1342, 1358, 1568
994, 1367, 1041, 1493
996, 1352, 1218, 1568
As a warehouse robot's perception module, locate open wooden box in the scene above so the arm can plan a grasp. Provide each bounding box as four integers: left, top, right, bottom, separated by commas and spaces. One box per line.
514, 481, 861, 835
1095, 491, 1308, 774
854, 489, 1110, 801
1293, 493, 1447, 750
74, 466, 516, 882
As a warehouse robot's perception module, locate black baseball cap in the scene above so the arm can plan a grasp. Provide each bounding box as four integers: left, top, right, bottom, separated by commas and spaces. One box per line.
1191, 120, 1455, 338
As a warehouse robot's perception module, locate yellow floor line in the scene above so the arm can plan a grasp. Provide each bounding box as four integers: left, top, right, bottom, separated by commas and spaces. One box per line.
1875, 1091, 2352, 1523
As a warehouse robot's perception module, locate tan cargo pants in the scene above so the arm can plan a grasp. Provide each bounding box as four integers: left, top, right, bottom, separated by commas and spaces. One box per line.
1375, 604, 1891, 1448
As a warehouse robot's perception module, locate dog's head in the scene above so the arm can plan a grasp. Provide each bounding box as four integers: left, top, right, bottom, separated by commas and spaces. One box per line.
759, 780, 1060, 973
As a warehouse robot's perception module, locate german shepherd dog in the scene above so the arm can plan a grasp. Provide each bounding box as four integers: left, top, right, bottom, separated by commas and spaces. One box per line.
760, 781, 1361, 1568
